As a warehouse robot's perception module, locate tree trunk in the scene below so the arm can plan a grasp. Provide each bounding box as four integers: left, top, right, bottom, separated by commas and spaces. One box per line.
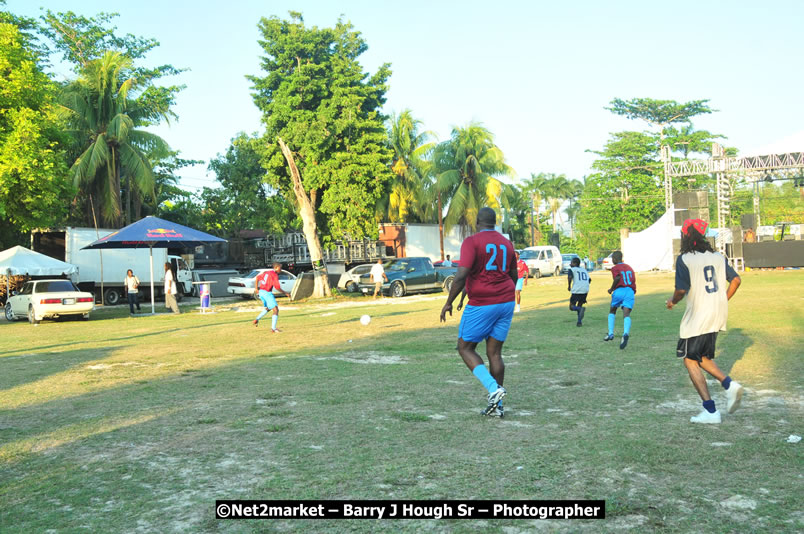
438, 192, 444, 260
112, 148, 122, 228
530, 193, 535, 246
277, 138, 331, 297
125, 170, 131, 226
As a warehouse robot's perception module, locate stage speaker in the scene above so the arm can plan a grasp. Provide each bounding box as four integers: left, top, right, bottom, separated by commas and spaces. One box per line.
730, 226, 744, 256
692, 207, 710, 222
674, 209, 689, 226
675, 190, 709, 209
741, 214, 757, 230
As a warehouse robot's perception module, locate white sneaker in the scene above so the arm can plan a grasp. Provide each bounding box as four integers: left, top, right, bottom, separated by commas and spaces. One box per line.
514, 305, 521, 313
726, 381, 743, 414
690, 409, 721, 424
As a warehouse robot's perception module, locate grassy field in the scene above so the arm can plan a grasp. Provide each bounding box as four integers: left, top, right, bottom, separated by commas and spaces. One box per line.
1, 270, 802, 533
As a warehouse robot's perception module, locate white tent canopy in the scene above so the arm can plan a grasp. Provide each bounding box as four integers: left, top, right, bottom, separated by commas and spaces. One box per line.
0, 245, 78, 276
1, 246, 79, 302
622, 208, 675, 272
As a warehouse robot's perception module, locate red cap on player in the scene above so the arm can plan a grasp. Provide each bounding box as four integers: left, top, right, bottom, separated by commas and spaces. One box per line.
681, 218, 708, 237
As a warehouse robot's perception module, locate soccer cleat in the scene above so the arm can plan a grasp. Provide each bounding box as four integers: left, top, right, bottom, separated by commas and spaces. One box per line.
620, 334, 630, 350
726, 381, 744, 414
253, 320, 259, 327
577, 321, 582, 327
482, 406, 505, 418
604, 334, 614, 341
515, 305, 521, 313
690, 409, 721, 424
272, 328, 281, 333
483, 387, 506, 415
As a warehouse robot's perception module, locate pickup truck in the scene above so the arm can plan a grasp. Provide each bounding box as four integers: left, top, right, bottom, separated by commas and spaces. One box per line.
358, 257, 457, 297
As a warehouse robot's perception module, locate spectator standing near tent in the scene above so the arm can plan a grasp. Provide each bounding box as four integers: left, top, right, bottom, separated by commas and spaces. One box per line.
125, 269, 141, 315
164, 263, 180, 314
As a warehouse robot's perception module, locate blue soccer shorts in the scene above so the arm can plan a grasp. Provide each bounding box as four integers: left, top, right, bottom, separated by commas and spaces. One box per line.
515, 278, 524, 291
458, 301, 516, 343
610, 287, 635, 310
259, 289, 278, 309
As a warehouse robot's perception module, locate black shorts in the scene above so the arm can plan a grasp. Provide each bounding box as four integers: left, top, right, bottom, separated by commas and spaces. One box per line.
676, 332, 718, 362
569, 293, 588, 307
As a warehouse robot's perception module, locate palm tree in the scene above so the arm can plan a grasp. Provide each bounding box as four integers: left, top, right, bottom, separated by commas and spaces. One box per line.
542, 174, 572, 233
565, 178, 585, 239
521, 172, 548, 245
500, 184, 530, 246
431, 122, 514, 235
61, 51, 170, 226
385, 110, 436, 222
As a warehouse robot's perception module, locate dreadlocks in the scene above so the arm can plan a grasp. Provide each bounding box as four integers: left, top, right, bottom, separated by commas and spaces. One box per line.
680, 225, 714, 254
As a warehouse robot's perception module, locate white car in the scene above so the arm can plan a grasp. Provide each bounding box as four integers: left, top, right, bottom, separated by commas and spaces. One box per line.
227, 269, 297, 299
337, 264, 374, 293
602, 254, 615, 270
520, 245, 563, 278
5, 279, 95, 324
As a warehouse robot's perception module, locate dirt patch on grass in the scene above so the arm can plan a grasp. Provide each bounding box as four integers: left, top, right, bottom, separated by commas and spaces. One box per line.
316, 351, 408, 364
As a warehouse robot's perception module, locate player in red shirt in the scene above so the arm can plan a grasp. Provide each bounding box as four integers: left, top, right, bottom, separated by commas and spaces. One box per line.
440, 207, 517, 417
514, 252, 528, 313
605, 251, 636, 349
253, 262, 289, 332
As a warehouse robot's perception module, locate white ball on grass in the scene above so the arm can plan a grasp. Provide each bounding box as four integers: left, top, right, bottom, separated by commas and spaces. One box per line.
360, 314, 371, 326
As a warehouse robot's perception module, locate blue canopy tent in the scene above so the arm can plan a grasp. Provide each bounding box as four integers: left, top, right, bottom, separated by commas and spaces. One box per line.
82, 216, 226, 314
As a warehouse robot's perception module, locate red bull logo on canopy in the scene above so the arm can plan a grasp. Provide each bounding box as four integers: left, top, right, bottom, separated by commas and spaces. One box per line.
146, 228, 183, 239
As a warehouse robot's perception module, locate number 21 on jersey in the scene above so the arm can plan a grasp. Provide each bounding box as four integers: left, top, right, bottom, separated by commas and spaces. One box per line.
485, 244, 507, 271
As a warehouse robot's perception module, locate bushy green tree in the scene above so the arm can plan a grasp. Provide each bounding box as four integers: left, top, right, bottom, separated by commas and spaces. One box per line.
577, 98, 731, 259
249, 12, 394, 296
0, 21, 72, 241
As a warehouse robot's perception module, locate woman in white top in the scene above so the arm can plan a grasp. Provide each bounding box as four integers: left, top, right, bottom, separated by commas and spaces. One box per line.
125, 269, 141, 314
164, 262, 180, 314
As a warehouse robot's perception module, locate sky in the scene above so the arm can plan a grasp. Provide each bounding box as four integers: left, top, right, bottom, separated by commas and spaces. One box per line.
8, 0, 804, 195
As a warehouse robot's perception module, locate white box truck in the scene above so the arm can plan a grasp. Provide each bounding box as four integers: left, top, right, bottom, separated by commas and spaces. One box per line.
31, 228, 193, 305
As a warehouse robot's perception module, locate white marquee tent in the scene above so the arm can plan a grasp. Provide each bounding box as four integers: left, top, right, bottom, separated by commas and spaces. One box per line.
621, 208, 675, 272
0, 245, 78, 299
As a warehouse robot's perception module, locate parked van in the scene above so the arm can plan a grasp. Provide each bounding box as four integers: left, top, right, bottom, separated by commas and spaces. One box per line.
521, 245, 562, 278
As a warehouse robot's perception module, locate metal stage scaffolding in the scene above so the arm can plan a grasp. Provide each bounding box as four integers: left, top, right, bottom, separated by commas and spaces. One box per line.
662, 143, 804, 253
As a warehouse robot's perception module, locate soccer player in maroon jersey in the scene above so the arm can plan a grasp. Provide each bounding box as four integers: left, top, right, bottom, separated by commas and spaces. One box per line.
515, 251, 528, 312
605, 251, 636, 349
253, 263, 288, 332
440, 208, 518, 417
